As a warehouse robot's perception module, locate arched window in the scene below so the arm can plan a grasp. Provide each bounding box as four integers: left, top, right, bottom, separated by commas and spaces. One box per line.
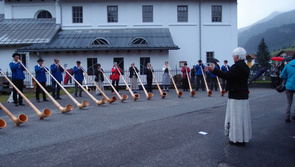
36, 10, 52, 19
91, 38, 110, 46
131, 37, 149, 45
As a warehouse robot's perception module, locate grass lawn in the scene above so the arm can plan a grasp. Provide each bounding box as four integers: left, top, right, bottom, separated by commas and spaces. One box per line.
0, 88, 75, 103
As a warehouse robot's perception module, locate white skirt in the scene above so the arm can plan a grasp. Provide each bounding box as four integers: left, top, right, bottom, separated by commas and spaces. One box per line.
96, 81, 104, 94
225, 99, 252, 143
130, 76, 139, 90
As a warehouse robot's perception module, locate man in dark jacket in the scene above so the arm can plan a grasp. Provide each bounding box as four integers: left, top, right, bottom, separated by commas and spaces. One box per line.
73, 61, 84, 97
9, 53, 26, 107
145, 63, 154, 93
195, 60, 205, 91
34, 58, 49, 102
95, 64, 104, 95
50, 58, 64, 100
206, 47, 251, 145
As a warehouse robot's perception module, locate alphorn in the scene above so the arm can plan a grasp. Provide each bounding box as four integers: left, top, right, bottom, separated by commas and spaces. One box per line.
200, 66, 213, 97
133, 66, 153, 100
19, 62, 73, 113
186, 68, 196, 97
150, 69, 167, 99
44, 67, 89, 109
81, 68, 117, 104
100, 69, 128, 102
167, 66, 183, 98
126, 67, 129, 91
0, 70, 51, 119
83, 72, 91, 92
0, 118, 6, 129
0, 102, 27, 126
58, 64, 107, 106
216, 76, 226, 96
116, 66, 140, 101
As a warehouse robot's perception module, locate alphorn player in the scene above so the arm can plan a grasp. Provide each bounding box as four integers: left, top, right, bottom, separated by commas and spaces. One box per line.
181, 62, 190, 92
111, 62, 121, 95
195, 60, 205, 91
34, 58, 49, 102
221, 60, 231, 90
162, 61, 171, 92
73, 61, 84, 97
129, 63, 139, 93
205, 47, 251, 145
145, 63, 154, 93
9, 53, 26, 107
50, 58, 64, 100
94, 63, 104, 96
209, 61, 219, 91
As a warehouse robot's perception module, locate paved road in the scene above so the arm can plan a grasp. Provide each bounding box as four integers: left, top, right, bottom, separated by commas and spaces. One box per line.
0, 88, 294, 167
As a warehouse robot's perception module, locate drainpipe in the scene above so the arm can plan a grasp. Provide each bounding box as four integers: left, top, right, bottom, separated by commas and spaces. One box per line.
199, 0, 202, 61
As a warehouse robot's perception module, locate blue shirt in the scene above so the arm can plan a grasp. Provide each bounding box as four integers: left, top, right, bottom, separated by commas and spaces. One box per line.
221, 65, 231, 72
73, 66, 84, 82
35, 65, 48, 82
50, 63, 64, 82
210, 66, 219, 77
195, 64, 205, 76
9, 61, 25, 80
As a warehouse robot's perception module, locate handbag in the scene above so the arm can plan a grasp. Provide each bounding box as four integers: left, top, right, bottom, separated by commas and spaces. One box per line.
110, 74, 114, 80
276, 84, 286, 93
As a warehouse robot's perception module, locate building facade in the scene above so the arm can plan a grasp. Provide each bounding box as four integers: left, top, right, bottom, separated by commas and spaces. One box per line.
0, 0, 237, 79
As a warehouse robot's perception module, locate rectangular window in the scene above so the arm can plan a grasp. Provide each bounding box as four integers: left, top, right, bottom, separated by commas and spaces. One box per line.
212, 5, 222, 22
142, 5, 153, 23
87, 58, 97, 75
20, 54, 26, 66
206, 52, 214, 64
107, 6, 118, 23
72, 6, 83, 23
177, 5, 188, 22
114, 58, 124, 72
140, 57, 150, 75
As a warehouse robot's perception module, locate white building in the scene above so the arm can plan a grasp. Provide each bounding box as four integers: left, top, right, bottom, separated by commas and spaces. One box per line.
0, 0, 237, 78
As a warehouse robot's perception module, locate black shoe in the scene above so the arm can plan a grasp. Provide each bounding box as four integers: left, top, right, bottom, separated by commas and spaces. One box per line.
56, 97, 62, 100
43, 99, 49, 102
285, 118, 291, 123
79, 95, 82, 97
74, 94, 78, 97
229, 141, 246, 146
202, 89, 205, 91
36, 100, 40, 103
99, 93, 102, 96
167, 90, 169, 92
292, 116, 295, 120
134, 91, 138, 93
14, 104, 19, 107
19, 104, 25, 106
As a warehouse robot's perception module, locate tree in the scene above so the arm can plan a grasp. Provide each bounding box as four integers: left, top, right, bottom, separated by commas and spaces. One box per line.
255, 38, 271, 69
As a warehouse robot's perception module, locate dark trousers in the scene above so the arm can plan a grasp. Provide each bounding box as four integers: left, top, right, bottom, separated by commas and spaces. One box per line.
210, 77, 218, 91
222, 79, 227, 90
36, 82, 46, 100
271, 77, 278, 88
52, 81, 61, 98
12, 79, 23, 105
182, 77, 189, 90
196, 75, 205, 90
74, 80, 83, 96
286, 90, 295, 119
112, 79, 119, 92
147, 77, 153, 92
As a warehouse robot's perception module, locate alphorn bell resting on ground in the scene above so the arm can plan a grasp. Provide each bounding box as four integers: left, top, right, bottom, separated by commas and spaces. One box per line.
34, 58, 49, 102
9, 53, 26, 107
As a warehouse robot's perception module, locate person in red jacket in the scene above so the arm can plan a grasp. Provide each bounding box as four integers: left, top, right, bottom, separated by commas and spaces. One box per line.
111, 62, 121, 94
181, 62, 190, 91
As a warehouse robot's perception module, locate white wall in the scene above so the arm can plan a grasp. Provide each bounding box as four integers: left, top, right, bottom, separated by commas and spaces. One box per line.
0, 0, 4, 14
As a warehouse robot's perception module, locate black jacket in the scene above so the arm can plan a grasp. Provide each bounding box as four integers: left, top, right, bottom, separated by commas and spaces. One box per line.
145, 68, 154, 79
129, 67, 139, 78
95, 68, 104, 82
212, 60, 250, 99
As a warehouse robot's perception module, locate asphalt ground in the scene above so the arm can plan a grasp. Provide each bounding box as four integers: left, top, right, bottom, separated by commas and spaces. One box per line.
0, 88, 294, 167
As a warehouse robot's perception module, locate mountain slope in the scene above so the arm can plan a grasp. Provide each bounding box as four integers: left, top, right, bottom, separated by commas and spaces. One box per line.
243, 23, 295, 54
238, 9, 295, 49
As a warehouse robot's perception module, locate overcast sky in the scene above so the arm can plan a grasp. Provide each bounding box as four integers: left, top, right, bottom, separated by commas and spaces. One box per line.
238, 0, 295, 29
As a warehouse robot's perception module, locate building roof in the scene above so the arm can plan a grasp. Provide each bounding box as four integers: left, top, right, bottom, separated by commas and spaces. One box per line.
275, 50, 295, 57
0, 18, 60, 45
18, 28, 179, 52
